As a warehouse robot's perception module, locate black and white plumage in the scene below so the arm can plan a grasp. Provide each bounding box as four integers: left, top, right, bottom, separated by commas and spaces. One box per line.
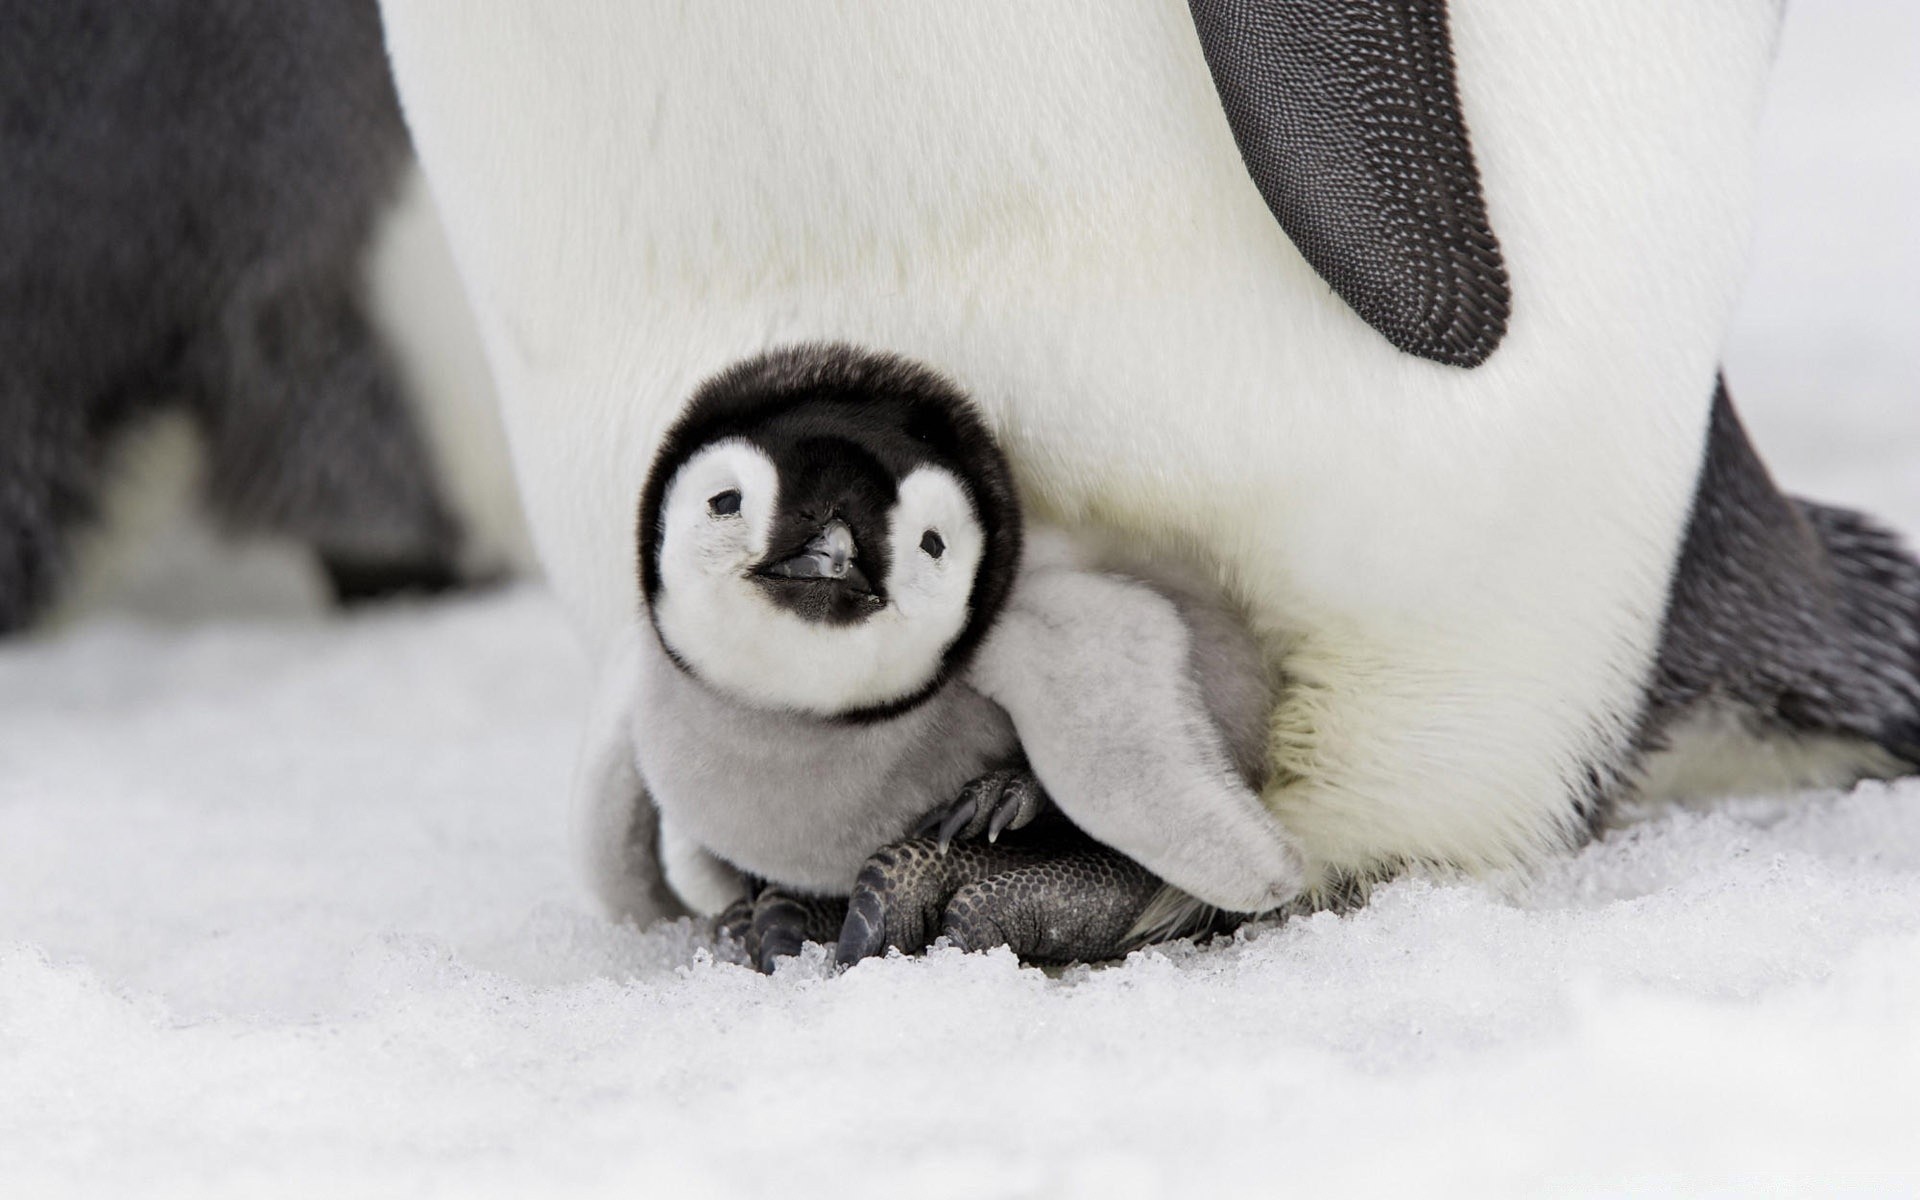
637, 347, 1022, 723
607, 345, 1301, 961
0, 0, 471, 632
387, 1, 1920, 931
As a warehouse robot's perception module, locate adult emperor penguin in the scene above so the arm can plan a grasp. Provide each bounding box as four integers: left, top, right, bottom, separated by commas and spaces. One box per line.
379, 1, 1920, 921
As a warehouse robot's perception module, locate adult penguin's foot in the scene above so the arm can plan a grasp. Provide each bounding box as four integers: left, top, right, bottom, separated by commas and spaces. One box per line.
835, 824, 1165, 967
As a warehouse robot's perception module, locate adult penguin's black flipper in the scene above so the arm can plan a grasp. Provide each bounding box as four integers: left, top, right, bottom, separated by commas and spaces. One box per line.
1186, 0, 1511, 368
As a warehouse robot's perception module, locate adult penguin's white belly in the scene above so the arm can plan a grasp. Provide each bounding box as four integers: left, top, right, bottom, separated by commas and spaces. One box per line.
381, 1, 1780, 896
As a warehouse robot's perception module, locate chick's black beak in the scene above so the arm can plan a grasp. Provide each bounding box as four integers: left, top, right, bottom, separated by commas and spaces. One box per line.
760, 519, 874, 594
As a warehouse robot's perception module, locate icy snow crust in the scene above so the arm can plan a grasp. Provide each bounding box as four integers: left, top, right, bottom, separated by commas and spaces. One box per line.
6, 597, 1920, 1196
4, 2, 1918, 1194
4, 593, 1920, 1198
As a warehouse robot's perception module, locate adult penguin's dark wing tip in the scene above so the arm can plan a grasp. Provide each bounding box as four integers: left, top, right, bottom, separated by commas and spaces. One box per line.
1187, 0, 1511, 368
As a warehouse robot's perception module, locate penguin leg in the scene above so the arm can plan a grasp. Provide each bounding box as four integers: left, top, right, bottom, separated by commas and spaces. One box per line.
187, 258, 466, 606
729, 884, 848, 974
836, 837, 1039, 966
914, 765, 1051, 849
937, 847, 1164, 965
835, 826, 1164, 967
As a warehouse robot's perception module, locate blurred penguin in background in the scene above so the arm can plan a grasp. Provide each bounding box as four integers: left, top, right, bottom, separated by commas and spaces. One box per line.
0, 0, 529, 633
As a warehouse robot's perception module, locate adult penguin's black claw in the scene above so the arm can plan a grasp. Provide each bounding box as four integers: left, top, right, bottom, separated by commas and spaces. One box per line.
836, 842, 952, 965
835, 886, 889, 967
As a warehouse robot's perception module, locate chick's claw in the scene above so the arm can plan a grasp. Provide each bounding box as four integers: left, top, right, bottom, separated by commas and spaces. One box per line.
720, 884, 847, 974
915, 766, 1052, 850
713, 892, 757, 948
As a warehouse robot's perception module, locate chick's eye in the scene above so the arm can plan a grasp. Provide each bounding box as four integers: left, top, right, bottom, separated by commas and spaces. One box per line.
920, 529, 945, 559
708, 489, 741, 517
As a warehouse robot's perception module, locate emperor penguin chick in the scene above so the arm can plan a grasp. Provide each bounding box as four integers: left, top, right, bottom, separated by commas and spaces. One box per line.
628, 344, 1302, 968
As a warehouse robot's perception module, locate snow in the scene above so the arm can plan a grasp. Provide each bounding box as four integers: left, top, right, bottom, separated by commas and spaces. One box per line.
4, 2, 1917, 1194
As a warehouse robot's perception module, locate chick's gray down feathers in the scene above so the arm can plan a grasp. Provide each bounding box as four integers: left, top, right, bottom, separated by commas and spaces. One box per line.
594, 346, 1302, 966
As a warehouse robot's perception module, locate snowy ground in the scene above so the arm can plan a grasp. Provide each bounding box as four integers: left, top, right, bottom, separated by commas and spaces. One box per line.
4, 3, 1918, 1195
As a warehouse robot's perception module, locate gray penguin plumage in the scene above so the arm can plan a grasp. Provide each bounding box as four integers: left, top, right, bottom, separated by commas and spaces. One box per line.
1635, 380, 1920, 804
0, 0, 466, 632
606, 346, 1302, 947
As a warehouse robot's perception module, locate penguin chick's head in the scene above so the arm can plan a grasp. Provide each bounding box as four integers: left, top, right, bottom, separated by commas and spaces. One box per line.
639, 344, 1022, 719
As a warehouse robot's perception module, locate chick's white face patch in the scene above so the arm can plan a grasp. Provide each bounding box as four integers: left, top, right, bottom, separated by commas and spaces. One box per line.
653, 439, 779, 593
652, 452, 983, 716
886, 465, 984, 632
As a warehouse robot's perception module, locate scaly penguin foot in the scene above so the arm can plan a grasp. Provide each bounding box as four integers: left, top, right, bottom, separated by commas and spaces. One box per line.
835, 825, 1163, 967
718, 884, 849, 974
